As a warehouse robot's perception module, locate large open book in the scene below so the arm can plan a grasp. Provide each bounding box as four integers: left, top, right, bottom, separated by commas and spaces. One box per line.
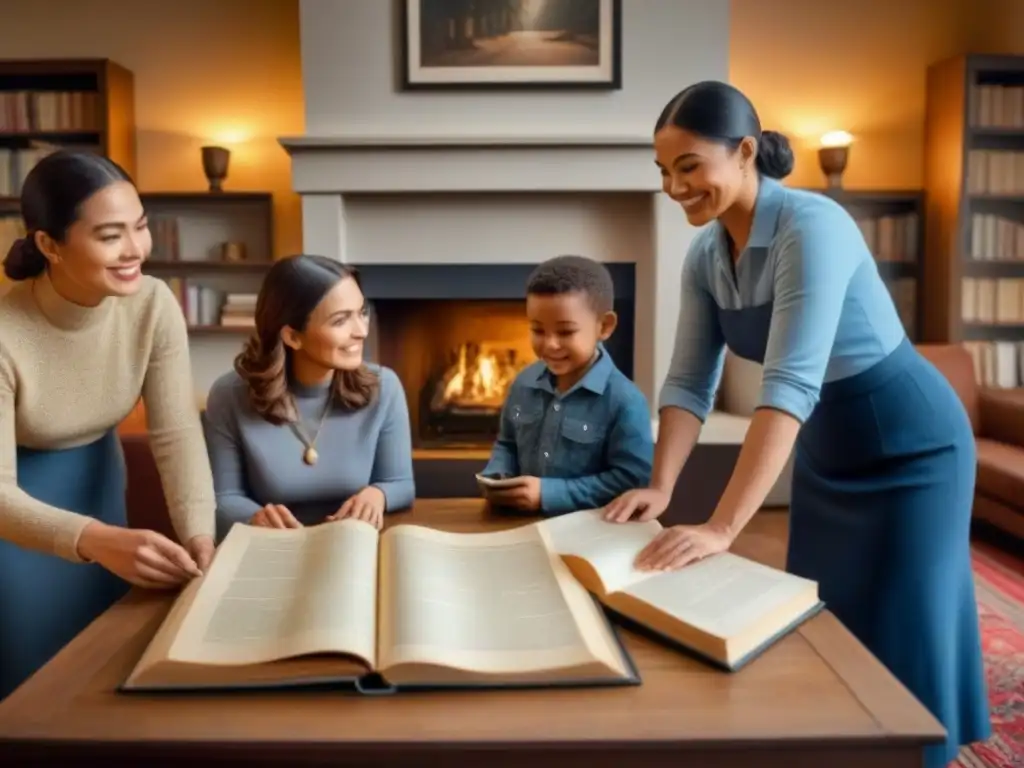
537, 510, 824, 671
122, 519, 639, 693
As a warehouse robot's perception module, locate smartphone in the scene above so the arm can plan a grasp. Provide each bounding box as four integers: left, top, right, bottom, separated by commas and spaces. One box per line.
475, 472, 521, 489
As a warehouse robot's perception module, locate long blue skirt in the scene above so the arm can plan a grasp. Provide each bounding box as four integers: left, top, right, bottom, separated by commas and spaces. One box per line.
788, 338, 992, 768
0, 430, 130, 700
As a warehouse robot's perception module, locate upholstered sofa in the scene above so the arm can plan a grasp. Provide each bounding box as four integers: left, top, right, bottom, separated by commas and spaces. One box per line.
917, 344, 1024, 541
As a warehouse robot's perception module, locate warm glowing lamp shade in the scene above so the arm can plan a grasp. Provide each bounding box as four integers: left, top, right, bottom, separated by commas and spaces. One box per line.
818, 131, 852, 189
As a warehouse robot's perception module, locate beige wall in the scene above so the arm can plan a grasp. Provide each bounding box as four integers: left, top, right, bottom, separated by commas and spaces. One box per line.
731, 0, 974, 190
0, 0, 304, 258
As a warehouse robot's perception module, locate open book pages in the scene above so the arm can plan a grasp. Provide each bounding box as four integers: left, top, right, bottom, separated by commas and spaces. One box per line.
124, 519, 635, 691
376, 523, 632, 686
536, 510, 822, 669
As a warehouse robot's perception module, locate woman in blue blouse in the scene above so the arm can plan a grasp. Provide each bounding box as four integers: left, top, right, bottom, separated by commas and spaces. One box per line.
204, 255, 415, 540
605, 81, 990, 767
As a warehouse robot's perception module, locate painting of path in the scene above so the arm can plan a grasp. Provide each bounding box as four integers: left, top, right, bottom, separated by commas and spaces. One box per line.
418, 0, 602, 69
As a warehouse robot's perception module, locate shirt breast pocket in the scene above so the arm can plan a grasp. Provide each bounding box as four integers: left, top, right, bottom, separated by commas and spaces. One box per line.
508, 400, 545, 455
558, 415, 606, 474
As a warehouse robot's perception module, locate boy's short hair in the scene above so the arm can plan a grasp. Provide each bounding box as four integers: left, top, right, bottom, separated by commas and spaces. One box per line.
525, 255, 614, 314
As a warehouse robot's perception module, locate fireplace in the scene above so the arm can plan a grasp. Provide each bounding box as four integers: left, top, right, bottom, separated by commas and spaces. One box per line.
358, 263, 636, 451
371, 299, 533, 447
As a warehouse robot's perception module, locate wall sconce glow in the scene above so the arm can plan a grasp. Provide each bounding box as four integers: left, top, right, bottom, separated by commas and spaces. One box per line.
208, 128, 252, 146
820, 130, 853, 148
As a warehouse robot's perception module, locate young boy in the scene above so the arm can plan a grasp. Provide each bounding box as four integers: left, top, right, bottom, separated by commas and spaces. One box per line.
480, 255, 654, 516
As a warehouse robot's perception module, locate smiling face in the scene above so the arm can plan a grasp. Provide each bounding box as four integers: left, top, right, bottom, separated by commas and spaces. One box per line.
35, 180, 150, 304
282, 276, 370, 380
527, 290, 615, 387
654, 125, 757, 227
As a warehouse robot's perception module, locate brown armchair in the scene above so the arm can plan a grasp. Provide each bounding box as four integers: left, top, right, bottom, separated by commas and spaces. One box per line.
917, 344, 1024, 540
117, 401, 179, 541
119, 433, 177, 542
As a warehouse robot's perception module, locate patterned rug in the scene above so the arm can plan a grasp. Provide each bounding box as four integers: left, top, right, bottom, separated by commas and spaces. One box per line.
953, 543, 1024, 767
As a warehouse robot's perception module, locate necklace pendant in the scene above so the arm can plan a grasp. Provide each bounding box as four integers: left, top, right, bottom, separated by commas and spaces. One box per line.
303, 447, 319, 466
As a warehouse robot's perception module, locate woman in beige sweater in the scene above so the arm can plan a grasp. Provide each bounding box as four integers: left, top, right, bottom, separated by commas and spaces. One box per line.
0, 151, 216, 699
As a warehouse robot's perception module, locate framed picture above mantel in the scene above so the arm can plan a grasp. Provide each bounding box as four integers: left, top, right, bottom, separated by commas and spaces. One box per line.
400, 0, 622, 90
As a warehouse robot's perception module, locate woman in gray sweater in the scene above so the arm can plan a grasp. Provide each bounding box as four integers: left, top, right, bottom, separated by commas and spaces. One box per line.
204, 255, 415, 541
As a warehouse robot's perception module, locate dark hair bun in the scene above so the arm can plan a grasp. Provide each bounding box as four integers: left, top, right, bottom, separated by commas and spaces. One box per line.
3, 236, 47, 281
756, 130, 795, 180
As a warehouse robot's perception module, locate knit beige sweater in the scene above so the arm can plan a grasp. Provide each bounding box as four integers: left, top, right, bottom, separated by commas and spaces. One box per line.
0, 273, 216, 561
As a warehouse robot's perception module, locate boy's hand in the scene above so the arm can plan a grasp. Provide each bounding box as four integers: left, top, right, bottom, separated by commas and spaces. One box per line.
487, 476, 541, 512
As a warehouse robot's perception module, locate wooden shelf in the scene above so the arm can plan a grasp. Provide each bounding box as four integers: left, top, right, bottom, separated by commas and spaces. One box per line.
875, 261, 919, 280
140, 191, 273, 205
970, 127, 1024, 138
0, 58, 137, 178
961, 260, 1024, 278
143, 260, 273, 275
962, 323, 1024, 341
186, 325, 253, 336
139, 192, 272, 342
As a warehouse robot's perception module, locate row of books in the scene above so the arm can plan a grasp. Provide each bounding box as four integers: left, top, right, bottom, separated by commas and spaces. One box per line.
854, 212, 918, 262
961, 277, 1024, 325
965, 150, 1024, 196
150, 216, 181, 261
162, 277, 256, 329
0, 90, 101, 133
0, 146, 55, 197
965, 341, 1024, 389
969, 84, 1024, 130
969, 213, 1024, 261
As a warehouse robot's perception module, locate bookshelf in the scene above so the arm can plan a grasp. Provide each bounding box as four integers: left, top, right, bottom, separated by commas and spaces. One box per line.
0, 58, 136, 263
139, 191, 273, 334
924, 53, 1024, 389
139, 191, 274, 394
805, 188, 923, 342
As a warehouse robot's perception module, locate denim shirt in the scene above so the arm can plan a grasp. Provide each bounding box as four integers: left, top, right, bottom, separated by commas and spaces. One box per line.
482, 348, 654, 516
660, 177, 905, 424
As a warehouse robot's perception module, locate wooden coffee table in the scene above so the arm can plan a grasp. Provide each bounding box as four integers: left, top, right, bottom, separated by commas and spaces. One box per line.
0, 500, 944, 767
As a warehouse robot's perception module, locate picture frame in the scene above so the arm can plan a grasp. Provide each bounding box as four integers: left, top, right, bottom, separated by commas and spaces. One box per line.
400, 0, 622, 91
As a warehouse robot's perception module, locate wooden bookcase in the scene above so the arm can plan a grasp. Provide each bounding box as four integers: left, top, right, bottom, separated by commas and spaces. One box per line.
139, 191, 273, 333
139, 191, 274, 395
923, 53, 1024, 388
0, 58, 136, 259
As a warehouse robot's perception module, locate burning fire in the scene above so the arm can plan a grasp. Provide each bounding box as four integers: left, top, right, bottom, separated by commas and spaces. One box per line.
434, 342, 525, 410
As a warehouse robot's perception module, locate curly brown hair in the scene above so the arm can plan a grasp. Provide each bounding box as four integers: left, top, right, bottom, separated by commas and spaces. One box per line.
234, 255, 379, 425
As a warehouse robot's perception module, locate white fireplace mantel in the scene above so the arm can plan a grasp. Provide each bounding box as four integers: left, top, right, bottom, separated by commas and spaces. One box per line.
278, 134, 660, 194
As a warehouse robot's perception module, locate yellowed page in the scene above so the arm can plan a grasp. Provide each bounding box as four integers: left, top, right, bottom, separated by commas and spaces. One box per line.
621, 552, 817, 640
166, 520, 379, 667
537, 509, 662, 593
377, 523, 620, 677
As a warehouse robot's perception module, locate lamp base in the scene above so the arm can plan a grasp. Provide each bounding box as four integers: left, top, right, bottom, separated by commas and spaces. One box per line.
818, 146, 849, 191
201, 146, 231, 195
